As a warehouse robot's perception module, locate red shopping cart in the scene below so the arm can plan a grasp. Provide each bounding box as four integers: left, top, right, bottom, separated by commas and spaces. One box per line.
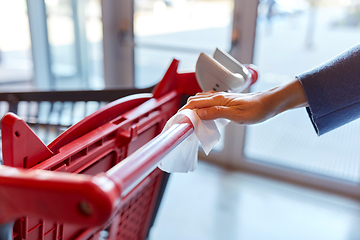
0, 59, 258, 240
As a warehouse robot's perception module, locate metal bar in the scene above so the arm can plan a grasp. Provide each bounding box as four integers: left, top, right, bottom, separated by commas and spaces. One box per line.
72, 0, 89, 88
130, 41, 213, 55
26, 0, 54, 89
0, 86, 154, 102
231, 0, 258, 63
0, 221, 14, 240
102, 0, 134, 88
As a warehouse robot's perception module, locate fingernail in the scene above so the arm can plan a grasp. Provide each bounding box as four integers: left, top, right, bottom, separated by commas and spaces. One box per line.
197, 109, 207, 118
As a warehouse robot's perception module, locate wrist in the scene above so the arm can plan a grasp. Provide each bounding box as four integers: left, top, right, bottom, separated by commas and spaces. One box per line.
263, 78, 308, 117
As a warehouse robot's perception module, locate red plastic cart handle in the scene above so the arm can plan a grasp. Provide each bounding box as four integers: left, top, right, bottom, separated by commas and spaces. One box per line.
106, 119, 194, 197
0, 120, 194, 227
0, 165, 120, 226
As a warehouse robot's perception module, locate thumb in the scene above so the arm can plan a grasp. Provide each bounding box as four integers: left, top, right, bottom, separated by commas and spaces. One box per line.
196, 106, 228, 120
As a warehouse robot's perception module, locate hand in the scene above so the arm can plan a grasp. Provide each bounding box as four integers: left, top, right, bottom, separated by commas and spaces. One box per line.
180, 91, 275, 124
180, 79, 308, 124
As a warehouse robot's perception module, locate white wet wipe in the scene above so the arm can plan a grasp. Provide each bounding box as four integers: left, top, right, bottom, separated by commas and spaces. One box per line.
158, 109, 229, 173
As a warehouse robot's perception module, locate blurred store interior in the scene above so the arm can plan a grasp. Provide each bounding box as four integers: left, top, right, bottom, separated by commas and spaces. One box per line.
1, 0, 360, 239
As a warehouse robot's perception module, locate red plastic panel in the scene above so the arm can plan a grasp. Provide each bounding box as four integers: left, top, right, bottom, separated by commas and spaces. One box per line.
110, 169, 163, 240
48, 94, 153, 154
1, 113, 53, 168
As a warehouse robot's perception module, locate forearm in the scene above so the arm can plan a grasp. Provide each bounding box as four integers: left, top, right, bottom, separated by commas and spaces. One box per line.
262, 78, 308, 118
181, 78, 308, 124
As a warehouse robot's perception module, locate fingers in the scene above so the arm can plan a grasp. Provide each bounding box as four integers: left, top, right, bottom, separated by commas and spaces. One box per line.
187, 92, 221, 100
180, 92, 228, 112
196, 106, 231, 120
181, 93, 227, 111
195, 90, 216, 96
179, 97, 214, 111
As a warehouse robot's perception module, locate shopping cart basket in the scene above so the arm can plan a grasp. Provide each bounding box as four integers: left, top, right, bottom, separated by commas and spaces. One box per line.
0, 59, 258, 240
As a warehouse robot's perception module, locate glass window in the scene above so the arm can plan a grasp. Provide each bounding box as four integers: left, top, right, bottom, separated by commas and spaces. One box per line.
134, 0, 234, 88
45, 0, 104, 89
245, 0, 360, 182
46, 0, 78, 80
0, 0, 33, 89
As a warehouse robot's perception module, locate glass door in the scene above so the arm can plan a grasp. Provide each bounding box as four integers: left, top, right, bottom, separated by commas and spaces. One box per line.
0, 0, 33, 90
26, 0, 103, 90
102, 0, 360, 197
44, 0, 104, 89
133, 0, 235, 88
102, 0, 256, 87
208, 0, 360, 198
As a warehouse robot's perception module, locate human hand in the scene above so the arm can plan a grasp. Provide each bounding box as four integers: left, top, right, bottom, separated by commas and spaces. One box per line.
180, 91, 275, 124
180, 79, 308, 125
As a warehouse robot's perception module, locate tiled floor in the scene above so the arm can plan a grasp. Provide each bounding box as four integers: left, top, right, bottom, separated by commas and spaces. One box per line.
150, 160, 360, 240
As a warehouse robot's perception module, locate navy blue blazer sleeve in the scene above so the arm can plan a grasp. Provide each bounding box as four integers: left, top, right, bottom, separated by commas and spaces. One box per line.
297, 44, 360, 136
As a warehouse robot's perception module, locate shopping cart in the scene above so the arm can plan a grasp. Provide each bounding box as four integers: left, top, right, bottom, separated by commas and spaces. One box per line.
0, 59, 258, 240
0, 85, 155, 156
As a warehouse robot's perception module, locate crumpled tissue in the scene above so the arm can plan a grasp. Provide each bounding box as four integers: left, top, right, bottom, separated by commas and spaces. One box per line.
158, 109, 229, 173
